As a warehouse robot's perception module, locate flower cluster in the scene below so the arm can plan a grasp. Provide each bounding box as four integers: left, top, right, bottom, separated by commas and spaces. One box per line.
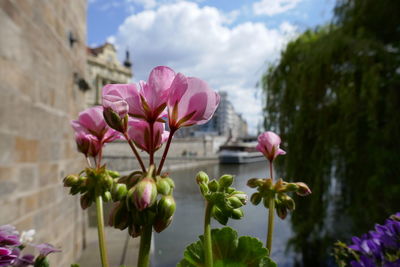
0, 225, 60, 267
196, 172, 247, 225
340, 213, 400, 267
248, 131, 311, 220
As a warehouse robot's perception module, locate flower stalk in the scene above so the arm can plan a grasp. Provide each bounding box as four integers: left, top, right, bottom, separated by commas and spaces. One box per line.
123, 132, 146, 172
157, 129, 175, 174
95, 195, 110, 267
266, 161, 275, 254
137, 224, 153, 267
204, 201, 214, 267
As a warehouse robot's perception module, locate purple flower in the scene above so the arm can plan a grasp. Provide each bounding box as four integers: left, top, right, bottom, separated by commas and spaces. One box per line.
0, 247, 17, 266
34, 243, 61, 257
10, 249, 34, 267
347, 212, 400, 267
0, 225, 20, 247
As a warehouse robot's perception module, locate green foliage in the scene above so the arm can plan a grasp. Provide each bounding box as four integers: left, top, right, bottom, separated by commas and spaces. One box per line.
178, 227, 276, 267
261, 0, 400, 265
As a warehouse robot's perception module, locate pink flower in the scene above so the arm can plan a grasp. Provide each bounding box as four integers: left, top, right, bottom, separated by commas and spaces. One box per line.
256, 131, 286, 162
127, 118, 169, 154
138, 66, 176, 121
102, 84, 144, 118
167, 73, 220, 130
71, 106, 121, 157
132, 177, 157, 211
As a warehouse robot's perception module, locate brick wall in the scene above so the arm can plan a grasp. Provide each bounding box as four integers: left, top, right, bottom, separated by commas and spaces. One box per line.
0, 1, 87, 266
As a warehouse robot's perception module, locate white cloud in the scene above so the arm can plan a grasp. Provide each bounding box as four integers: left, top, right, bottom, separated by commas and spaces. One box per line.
111, 1, 297, 133
253, 0, 302, 16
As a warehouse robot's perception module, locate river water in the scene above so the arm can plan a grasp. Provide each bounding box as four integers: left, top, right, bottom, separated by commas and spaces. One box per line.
152, 162, 295, 267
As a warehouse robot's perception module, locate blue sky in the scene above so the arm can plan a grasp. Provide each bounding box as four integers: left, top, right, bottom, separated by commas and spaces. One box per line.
87, 0, 336, 133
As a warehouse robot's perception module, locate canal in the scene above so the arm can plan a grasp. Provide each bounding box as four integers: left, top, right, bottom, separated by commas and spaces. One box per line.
152, 161, 295, 267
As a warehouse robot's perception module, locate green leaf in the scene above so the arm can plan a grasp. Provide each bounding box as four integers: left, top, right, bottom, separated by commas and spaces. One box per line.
178, 227, 276, 267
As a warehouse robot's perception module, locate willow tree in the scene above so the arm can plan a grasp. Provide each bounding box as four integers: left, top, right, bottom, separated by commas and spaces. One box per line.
262, 0, 400, 265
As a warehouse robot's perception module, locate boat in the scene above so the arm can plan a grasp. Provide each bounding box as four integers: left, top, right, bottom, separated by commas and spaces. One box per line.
218, 139, 264, 164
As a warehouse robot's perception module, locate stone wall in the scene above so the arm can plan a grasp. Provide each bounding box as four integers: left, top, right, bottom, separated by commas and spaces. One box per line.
0, 1, 87, 266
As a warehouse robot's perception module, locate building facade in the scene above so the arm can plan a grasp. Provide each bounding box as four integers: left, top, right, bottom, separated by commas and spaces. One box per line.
0, 1, 87, 266
86, 43, 132, 106
178, 91, 248, 140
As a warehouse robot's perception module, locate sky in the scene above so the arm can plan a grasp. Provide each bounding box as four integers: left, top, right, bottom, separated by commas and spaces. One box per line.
87, 0, 336, 134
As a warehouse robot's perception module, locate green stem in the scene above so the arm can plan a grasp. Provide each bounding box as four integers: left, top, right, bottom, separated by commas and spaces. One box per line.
137, 224, 153, 267
95, 195, 110, 267
204, 202, 213, 267
266, 160, 275, 255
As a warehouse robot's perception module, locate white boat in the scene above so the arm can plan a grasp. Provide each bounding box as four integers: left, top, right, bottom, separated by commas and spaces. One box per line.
218, 141, 264, 164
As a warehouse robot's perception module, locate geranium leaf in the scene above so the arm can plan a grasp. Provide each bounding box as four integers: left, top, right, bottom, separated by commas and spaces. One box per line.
178, 227, 276, 267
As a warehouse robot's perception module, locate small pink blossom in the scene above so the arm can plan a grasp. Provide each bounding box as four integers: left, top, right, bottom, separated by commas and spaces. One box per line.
167, 73, 220, 130
71, 106, 121, 157
102, 84, 144, 118
138, 66, 176, 121
127, 118, 169, 154
256, 131, 286, 162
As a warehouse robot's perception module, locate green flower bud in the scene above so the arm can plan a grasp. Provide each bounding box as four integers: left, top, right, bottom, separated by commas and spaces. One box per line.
212, 206, 228, 225
227, 197, 243, 209
208, 180, 219, 192
157, 195, 176, 220
226, 187, 235, 194
219, 174, 233, 188
263, 196, 270, 209
196, 171, 209, 184
250, 192, 262, 205
163, 177, 175, 189
112, 183, 128, 201
199, 183, 209, 195
156, 177, 171, 195
102, 191, 112, 202
107, 170, 120, 178
63, 175, 79, 187
126, 187, 135, 211
247, 178, 264, 188
69, 185, 81, 195
103, 107, 128, 133
281, 194, 295, 211
231, 208, 244, 220
232, 191, 247, 205
103, 175, 114, 190
285, 183, 299, 192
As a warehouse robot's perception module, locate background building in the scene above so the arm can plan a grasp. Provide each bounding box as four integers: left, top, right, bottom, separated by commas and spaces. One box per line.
177, 91, 248, 140
0, 1, 87, 266
86, 43, 132, 106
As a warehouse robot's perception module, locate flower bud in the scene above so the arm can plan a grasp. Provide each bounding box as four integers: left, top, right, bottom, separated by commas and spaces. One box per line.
157, 195, 176, 220
219, 174, 233, 188
247, 178, 264, 188
227, 197, 243, 209
276, 204, 288, 220
285, 183, 299, 192
107, 170, 120, 178
226, 187, 235, 194
132, 178, 157, 211
63, 175, 79, 187
296, 182, 312, 196
103, 107, 128, 133
102, 191, 112, 202
111, 203, 129, 230
212, 206, 228, 225
231, 208, 244, 220
250, 192, 262, 205
156, 177, 171, 195
199, 183, 209, 195
153, 216, 173, 233
274, 179, 286, 192
281, 195, 295, 211
163, 177, 175, 189
196, 171, 209, 184
80, 192, 93, 210
128, 223, 141, 238
232, 192, 247, 205
69, 185, 81, 195
103, 175, 114, 191
208, 180, 219, 192
126, 187, 135, 211
112, 183, 128, 201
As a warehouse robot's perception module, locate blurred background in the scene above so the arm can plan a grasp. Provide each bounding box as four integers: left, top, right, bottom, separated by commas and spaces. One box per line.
0, 0, 399, 266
